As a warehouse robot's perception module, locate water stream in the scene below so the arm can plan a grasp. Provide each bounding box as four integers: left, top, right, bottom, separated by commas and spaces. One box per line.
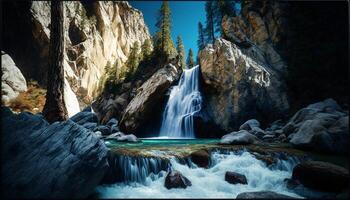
95, 150, 303, 198
159, 65, 202, 138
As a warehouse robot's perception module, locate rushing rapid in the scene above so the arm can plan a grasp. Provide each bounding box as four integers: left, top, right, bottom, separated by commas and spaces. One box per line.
95, 151, 302, 198
159, 65, 202, 138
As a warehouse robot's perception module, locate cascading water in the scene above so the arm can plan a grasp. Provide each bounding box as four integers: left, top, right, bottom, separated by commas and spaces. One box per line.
159, 65, 202, 138
95, 150, 303, 198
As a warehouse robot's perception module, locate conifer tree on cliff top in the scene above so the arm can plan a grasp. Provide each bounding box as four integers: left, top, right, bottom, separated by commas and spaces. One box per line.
187, 48, 195, 68
43, 1, 68, 123
176, 36, 186, 68
155, 1, 176, 61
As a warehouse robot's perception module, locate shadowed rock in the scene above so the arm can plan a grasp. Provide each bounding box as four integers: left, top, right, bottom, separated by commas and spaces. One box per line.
225, 171, 247, 185
164, 170, 192, 189
236, 191, 297, 199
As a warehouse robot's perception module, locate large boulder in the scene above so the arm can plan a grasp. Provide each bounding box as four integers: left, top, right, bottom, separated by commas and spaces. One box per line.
239, 119, 260, 131
292, 161, 349, 192
70, 111, 98, 125
164, 170, 192, 190
120, 64, 181, 133
1, 107, 109, 198
1, 51, 27, 103
285, 99, 349, 154
220, 130, 259, 145
199, 38, 289, 132
236, 191, 296, 199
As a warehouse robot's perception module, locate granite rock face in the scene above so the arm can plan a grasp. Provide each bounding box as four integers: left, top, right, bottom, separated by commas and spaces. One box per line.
3, 1, 151, 106
199, 38, 288, 132
1, 107, 109, 198
1, 51, 27, 103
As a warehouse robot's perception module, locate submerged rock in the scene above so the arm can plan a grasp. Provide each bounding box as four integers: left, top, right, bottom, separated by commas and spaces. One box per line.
1, 107, 109, 198
164, 170, 192, 189
292, 161, 349, 192
225, 171, 247, 185
190, 149, 210, 168
236, 191, 296, 199
220, 130, 259, 145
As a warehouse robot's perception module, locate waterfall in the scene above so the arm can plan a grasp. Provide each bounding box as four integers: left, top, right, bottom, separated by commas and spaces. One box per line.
159, 65, 202, 138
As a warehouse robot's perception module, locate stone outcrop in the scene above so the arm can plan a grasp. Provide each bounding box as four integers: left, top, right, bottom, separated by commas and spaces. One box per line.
199, 38, 289, 132
3, 1, 151, 106
198, 1, 289, 132
119, 64, 181, 133
1, 51, 27, 103
225, 171, 248, 185
220, 130, 260, 145
1, 107, 109, 198
283, 98, 349, 154
190, 149, 210, 168
292, 161, 349, 192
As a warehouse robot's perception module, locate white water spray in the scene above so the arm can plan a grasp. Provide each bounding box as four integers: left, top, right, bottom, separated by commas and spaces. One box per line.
159, 65, 202, 138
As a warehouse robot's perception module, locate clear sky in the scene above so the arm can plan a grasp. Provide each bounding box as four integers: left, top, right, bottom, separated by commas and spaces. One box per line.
130, 1, 206, 60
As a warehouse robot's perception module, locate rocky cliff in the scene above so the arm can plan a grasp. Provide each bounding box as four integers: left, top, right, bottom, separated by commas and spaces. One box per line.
2, 1, 151, 109
199, 1, 289, 131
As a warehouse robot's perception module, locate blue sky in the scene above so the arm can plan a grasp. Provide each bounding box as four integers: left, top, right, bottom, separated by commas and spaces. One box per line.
130, 1, 206, 60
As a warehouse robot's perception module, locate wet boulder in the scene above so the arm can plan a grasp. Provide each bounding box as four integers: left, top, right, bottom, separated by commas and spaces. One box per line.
225, 171, 247, 185
292, 161, 349, 192
220, 130, 259, 145
164, 170, 192, 189
82, 122, 97, 130
190, 149, 210, 168
106, 118, 118, 127
236, 191, 296, 199
1, 107, 109, 198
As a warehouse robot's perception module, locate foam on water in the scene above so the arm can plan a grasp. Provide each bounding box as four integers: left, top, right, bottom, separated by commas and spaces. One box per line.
96, 151, 303, 198
159, 65, 202, 138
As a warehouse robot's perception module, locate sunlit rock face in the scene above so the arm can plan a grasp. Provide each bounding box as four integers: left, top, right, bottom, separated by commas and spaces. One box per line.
6, 1, 151, 106
1, 52, 27, 103
198, 1, 289, 132
199, 38, 288, 131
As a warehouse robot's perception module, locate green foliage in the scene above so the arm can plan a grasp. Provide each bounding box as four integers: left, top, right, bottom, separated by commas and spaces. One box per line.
213, 0, 237, 34
176, 36, 186, 68
187, 48, 194, 68
204, 1, 215, 44
197, 22, 206, 50
154, 1, 177, 61
141, 39, 152, 61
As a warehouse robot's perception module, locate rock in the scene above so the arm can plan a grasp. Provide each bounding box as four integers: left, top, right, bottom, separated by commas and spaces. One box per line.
1, 52, 27, 103
283, 99, 349, 154
164, 170, 192, 189
249, 126, 265, 138
190, 149, 210, 168
106, 118, 118, 127
252, 153, 277, 166
82, 106, 92, 112
70, 111, 98, 125
292, 161, 349, 192
3, 1, 151, 104
225, 171, 247, 185
1, 107, 109, 198
82, 122, 97, 130
116, 134, 139, 143
220, 130, 259, 145
64, 78, 80, 117
262, 134, 275, 140
236, 191, 296, 199
199, 38, 289, 132
120, 64, 180, 133
239, 119, 260, 131
93, 125, 111, 136
111, 124, 120, 133
106, 132, 125, 139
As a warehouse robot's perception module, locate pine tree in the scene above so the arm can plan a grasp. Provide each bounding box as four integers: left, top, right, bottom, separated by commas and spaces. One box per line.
205, 1, 215, 44
43, 1, 68, 123
176, 36, 186, 68
155, 1, 176, 60
187, 48, 194, 68
126, 41, 140, 76
197, 22, 206, 50
213, 0, 236, 34
141, 39, 152, 61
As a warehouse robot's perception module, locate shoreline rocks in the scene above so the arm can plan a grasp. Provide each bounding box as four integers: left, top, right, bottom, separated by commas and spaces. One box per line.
220, 130, 259, 145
